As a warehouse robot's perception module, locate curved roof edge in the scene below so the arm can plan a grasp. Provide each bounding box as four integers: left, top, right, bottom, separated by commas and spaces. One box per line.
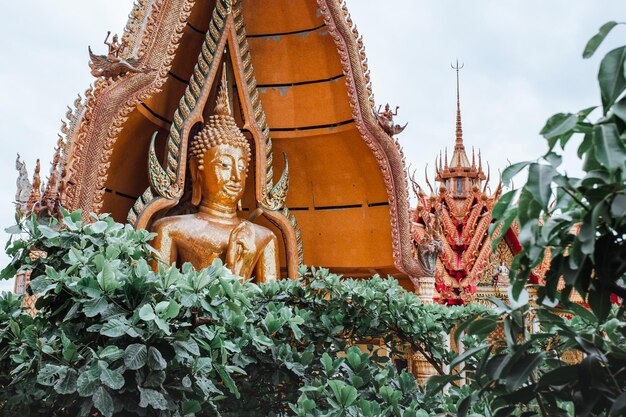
317, 0, 427, 279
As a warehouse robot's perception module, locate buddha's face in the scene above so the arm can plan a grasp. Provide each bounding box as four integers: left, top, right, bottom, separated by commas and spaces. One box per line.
197, 144, 248, 206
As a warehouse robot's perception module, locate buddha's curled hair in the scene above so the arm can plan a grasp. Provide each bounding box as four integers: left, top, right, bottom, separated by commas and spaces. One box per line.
188, 72, 251, 170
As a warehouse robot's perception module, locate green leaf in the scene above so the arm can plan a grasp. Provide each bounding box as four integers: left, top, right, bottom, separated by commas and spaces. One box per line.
163, 300, 180, 320
538, 365, 578, 387
139, 388, 168, 410
97, 261, 119, 292
77, 369, 101, 397
154, 317, 171, 335
139, 304, 156, 321
100, 368, 125, 390
328, 380, 345, 405
54, 368, 78, 395
89, 220, 109, 234
99, 346, 125, 362
93, 386, 114, 417
155, 300, 180, 320
588, 286, 612, 322
61, 332, 78, 363
9, 320, 20, 338
84, 297, 108, 318
599, 46, 626, 113
183, 400, 202, 415
147, 346, 167, 371
614, 97, 626, 122
449, 345, 489, 370
4, 224, 22, 235
100, 318, 129, 338
346, 347, 362, 370
124, 344, 147, 370
583, 21, 618, 58
505, 352, 545, 392
0, 263, 18, 280
593, 124, 626, 174
467, 317, 498, 339
540, 113, 578, 140
321, 352, 334, 374
492, 190, 517, 220
611, 192, 626, 220
38, 225, 60, 239
37, 364, 66, 386
216, 365, 240, 399
502, 162, 530, 186
526, 163, 557, 207
457, 396, 472, 417
610, 391, 626, 416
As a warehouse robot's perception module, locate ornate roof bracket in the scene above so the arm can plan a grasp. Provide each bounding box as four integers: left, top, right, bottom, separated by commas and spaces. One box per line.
61, 0, 197, 215
317, 0, 428, 280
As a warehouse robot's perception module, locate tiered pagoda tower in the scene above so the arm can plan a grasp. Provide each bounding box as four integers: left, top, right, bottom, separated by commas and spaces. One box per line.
411, 65, 521, 305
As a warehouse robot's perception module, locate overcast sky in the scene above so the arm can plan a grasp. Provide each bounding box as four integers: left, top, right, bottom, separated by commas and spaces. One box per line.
0, 1, 623, 291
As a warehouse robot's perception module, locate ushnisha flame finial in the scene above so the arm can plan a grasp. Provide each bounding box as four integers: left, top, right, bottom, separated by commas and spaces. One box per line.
213, 64, 232, 117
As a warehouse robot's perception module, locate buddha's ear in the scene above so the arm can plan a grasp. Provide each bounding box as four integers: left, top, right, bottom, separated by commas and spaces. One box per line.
190, 158, 201, 206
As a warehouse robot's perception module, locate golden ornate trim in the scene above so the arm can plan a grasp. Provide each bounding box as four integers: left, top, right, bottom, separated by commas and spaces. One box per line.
61, 0, 196, 215
317, 0, 426, 278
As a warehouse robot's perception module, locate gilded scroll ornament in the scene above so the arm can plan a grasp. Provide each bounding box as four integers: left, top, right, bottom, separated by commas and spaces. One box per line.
148, 132, 183, 200
259, 153, 289, 212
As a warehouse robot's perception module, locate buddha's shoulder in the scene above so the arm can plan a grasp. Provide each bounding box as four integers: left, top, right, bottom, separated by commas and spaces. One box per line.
247, 221, 276, 241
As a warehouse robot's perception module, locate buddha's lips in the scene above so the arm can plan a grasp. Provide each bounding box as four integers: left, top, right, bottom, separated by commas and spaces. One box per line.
224, 184, 242, 193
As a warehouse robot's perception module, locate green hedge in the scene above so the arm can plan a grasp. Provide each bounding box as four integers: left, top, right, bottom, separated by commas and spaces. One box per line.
0, 211, 485, 416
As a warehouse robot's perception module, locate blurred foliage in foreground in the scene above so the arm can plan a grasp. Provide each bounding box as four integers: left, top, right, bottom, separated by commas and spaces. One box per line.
445, 21, 626, 417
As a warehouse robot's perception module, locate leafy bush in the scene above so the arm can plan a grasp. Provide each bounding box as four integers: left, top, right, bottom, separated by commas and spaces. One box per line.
0, 210, 485, 416
449, 22, 626, 417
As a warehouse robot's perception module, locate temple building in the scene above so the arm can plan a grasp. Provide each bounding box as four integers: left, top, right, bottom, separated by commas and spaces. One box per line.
12, 0, 542, 310
410, 66, 520, 305
14, 0, 433, 294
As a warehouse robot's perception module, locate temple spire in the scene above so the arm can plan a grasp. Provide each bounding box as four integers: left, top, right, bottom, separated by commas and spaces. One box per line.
471, 146, 476, 168
452, 59, 464, 150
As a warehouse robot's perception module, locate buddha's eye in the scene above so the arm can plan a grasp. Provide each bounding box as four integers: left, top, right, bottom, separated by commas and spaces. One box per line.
220, 162, 231, 169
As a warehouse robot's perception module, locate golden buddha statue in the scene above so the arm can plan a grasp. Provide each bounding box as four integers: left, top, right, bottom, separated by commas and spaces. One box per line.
151, 78, 279, 281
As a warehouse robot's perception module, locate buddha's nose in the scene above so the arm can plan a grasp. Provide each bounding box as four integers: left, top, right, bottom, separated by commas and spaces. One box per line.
232, 166, 242, 182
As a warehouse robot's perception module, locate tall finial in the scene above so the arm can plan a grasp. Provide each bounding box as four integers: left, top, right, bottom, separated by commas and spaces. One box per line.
471, 146, 476, 168
214, 63, 232, 116
444, 147, 448, 169
27, 159, 42, 212
451, 60, 464, 150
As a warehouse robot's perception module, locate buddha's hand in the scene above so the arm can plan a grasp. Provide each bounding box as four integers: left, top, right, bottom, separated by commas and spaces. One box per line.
226, 221, 257, 276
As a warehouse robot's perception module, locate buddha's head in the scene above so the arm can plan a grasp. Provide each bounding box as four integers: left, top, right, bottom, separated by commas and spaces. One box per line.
188, 78, 251, 208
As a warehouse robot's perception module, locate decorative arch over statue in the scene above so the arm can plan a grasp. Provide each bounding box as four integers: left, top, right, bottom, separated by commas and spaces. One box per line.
42, 0, 430, 286
127, 1, 301, 278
